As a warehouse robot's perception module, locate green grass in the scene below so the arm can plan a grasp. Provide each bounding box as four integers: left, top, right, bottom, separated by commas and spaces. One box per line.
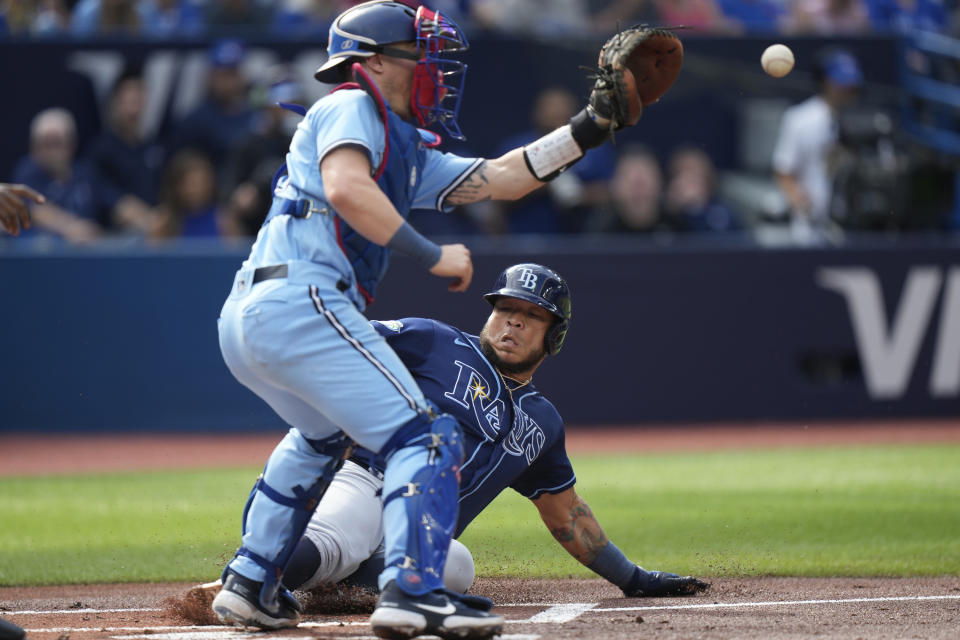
464, 445, 960, 579
1, 444, 958, 585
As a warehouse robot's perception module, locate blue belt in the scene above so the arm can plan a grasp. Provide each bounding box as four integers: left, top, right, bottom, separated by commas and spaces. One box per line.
268, 196, 330, 220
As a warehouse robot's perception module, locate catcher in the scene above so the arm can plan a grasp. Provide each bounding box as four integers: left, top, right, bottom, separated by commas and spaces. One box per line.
211, 1, 685, 635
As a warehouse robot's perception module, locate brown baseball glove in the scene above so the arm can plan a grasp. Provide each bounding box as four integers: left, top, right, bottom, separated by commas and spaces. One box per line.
589, 26, 684, 130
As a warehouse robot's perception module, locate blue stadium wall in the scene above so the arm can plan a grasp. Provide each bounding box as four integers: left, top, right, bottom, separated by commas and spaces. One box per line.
1, 238, 958, 431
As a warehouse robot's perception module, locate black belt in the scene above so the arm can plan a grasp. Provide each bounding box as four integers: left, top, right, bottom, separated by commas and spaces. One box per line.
252, 264, 288, 284
251, 264, 350, 292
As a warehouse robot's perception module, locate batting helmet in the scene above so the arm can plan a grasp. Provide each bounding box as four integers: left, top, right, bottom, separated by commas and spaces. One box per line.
314, 0, 469, 139
484, 264, 572, 356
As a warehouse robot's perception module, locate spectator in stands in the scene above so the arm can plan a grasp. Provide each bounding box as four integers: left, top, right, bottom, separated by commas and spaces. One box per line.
585, 144, 666, 234
654, 0, 741, 33
663, 145, 740, 232
492, 86, 615, 234
71, 0, 143, 36
86, 70, 165, 236
33, 0, 72, 34
715, 0, 786, 32
864, 0, 949, 32
772, 49, 863, 243
783, 0, 872, 34
154, 149, 224, 237
10, 108, 108, 243
470, 0, 589, 36
0, 0, 33, 35
168, 38, 258, 182
139, 0, 206, 37
221, 69, 303, 236
204, 0, 273, 35
271, 0, 338, 37
591, 0, 660, 33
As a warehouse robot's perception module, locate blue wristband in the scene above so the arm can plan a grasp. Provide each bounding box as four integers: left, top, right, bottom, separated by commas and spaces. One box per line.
386, 221, 442, 269
585, 542, 637, 589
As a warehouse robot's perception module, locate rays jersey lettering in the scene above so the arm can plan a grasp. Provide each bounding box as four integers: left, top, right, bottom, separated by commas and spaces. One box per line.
370, 317, 576, 534
444, 360, 546, 463
503, 404, 546, 465
444, 361, 505, 441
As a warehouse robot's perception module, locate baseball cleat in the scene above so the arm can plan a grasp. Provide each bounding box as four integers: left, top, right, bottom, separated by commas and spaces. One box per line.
212, 570, 301, 629
370, 580, 504, 640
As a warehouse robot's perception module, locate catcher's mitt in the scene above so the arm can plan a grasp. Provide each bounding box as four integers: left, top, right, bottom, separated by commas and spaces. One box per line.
589, 26, 684, 130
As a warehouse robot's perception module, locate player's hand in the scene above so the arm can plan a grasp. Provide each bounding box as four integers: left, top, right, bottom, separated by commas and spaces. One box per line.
430, 243, 473, 292
622, 568, 710, 597
0, 183, 44, 236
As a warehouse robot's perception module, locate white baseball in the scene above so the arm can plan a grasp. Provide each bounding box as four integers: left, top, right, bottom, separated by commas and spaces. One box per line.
761, 44, 794, 78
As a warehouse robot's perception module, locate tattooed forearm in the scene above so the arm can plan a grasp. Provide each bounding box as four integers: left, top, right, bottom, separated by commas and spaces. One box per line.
549, 525, 575, 543
548, 500, 610, 564
446, 161, 490, 205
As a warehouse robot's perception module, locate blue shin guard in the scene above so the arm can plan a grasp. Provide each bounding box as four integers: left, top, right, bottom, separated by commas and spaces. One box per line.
226, 430, 353, 611
379, 412, 463, 595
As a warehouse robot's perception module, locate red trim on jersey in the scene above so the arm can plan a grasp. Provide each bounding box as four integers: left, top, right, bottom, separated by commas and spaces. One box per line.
350, 63, 389, 181
333, 216, 375, 306
329, 81, 361, 93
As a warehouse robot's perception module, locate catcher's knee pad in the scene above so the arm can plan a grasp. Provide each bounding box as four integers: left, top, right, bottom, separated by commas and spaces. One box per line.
230, 431, 353, 608
381, 412, 463, 594
443, 539, 475, 594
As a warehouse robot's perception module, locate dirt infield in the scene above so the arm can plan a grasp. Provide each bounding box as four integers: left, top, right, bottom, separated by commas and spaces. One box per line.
2, 420, 959, 639
2, 577, 959, 640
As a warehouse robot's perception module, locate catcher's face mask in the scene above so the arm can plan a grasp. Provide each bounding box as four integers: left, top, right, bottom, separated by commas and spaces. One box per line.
410, 6, 468, 140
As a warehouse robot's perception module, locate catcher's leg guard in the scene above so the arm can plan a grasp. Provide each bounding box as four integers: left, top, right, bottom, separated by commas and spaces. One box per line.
378, 412, 464, 595
226, 429, 352, 611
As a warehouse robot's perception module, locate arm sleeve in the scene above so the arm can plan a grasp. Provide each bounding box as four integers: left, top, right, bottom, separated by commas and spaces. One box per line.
312, 91, 386, 171
411, 148, 484, 212
370, 317, 438, 371
511, 426, 576, 499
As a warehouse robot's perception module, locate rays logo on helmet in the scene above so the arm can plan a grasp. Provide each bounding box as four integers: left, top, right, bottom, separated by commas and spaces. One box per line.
376, 320, 404, 332
518, 268, 538, 291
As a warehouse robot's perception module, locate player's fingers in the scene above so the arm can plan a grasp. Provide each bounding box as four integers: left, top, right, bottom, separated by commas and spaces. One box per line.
447, 277, 465, 292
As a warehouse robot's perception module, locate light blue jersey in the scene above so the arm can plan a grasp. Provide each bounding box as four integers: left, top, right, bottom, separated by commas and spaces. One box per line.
243, 88, 481, 310
217, 80, 483, 593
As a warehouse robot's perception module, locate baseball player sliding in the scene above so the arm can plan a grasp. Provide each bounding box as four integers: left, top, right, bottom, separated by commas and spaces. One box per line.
212, 0, 684, 637
198, 265, 709, 605
282, 264, 711, 599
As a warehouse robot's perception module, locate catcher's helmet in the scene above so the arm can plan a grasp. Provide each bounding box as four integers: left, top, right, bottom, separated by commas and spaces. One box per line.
314, 0, 469, 139
484, 264, 572, 356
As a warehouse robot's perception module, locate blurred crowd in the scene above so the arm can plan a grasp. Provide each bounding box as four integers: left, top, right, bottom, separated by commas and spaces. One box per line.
1, 0, 958, 246
1, 0, 958, 38
2, 35, 957, 245
0, 39, 750, 245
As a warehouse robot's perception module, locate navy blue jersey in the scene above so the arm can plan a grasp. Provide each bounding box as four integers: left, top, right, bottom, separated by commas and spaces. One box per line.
371, 317, 576, 536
